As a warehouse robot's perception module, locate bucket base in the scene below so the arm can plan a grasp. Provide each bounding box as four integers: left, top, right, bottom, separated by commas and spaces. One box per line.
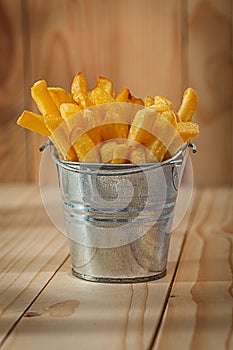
71, 268, 167, 284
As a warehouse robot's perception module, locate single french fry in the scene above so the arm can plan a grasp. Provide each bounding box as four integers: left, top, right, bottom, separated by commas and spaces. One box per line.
91, 87, 115, 105
177, 87, 199, 122
31, 80, 60, 117
71, 72, 87, 95
48, 87, 73, 108
177, 121, 199, 142
166, 121, 199, 157
128, 108, 157, 147
17, 110, 50, 136
148, 110, 177, 162
116, 88, 130, 102
101, 110, 129, 141
128, 93, 144, 106
111, 142, 130, 164
71, 72, 93, 108
129, 145, 147, 164
44, 114, 78, 161
83, 109, 102, 144
100, 140, 118, 163
60, 103, 82, 130
144, 96, 154, 107
155, 96, 173, 110
149, 96, 173, 114
96, 76, 114, 96
72, 133, 100, 162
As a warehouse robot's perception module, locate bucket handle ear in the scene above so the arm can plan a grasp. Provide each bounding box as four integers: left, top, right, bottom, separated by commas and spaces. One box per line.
172, 143, 197, 191
39, 140, 51, 152
188, 142, 197, 153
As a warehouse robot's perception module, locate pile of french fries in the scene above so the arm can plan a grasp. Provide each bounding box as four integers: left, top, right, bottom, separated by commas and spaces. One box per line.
17, 72, 199, 164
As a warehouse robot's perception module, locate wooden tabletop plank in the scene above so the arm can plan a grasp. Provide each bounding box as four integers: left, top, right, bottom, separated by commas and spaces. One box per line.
0, 185, 69, 347
0, 188, 196, 350
153, 188, 233, 350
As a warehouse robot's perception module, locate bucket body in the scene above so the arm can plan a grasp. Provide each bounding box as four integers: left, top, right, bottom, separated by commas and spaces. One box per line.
51, 144, 189, 283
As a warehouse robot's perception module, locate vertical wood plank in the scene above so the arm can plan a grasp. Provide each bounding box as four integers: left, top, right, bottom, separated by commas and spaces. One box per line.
153, 188, 233, 349
187, 0, 232, 186
0, 0, 27, 181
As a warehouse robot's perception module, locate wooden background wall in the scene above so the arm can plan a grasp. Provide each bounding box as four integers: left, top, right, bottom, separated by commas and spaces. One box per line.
0, 0, 232, 186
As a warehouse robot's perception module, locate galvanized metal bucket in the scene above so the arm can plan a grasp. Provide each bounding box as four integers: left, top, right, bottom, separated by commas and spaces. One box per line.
51, 142, 194, 283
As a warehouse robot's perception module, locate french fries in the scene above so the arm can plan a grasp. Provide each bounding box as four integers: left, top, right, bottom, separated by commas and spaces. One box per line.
31, 80, 61, 117
101, 111, 129, 141
96, 76, 114, 96
128, 108, 157, 147
17, 110, 50, 136
100, 141, 118, 163
17, 72, 199, 164
44, 114, 78, 161
48, 87, 73, 108
147, 110, 177, 162
71, 72, 93, 108
129, 145, 147, 164
111, 143, 130, 164
177, 88, 199, 122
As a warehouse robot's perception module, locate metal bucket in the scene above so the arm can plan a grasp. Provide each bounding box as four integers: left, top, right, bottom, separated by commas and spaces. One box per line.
51, 143, 193, 283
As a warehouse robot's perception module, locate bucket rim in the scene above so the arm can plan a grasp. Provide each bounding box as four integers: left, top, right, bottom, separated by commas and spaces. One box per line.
50, 142, 195, 175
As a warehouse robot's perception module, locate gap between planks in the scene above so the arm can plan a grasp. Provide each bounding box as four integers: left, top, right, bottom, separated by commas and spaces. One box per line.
148, 190, 200, 350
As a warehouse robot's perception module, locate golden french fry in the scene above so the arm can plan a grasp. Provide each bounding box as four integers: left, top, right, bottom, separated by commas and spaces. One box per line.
71, 72, 93, 108
116, 88, 130, 102
116, 88, 144, 106
100, 141, 118, 163
149, 96, 173, 114
72, 133, 100, 162
144, 96, 154, 107
147, 110, 177, 162
177, 87, 199, 122
155, 96, 173, 110
91, 87, 115, 105
101, 110, 129, 141
87, 91, 94, 103
44, 114, 78, 161
128, 93, 144, 106
177, 121, 199, 141
17, 110, 50, 136
60, 103, 82, 130
82, 109, 102, 144
48, 87, 73, 108
166, 121, 199, 157
111, 142, 130, 164
31, 80, 60, 117
129, 145, 147, 164
96, 76, 114, 96
71, 72, 87, 95
128, 109, 157, 147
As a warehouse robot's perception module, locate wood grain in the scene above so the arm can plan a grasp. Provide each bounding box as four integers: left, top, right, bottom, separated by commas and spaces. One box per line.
0, 0, 27, 181
187, 0, 232, 186
153, 188, 233, 350
0, 185, 69, 347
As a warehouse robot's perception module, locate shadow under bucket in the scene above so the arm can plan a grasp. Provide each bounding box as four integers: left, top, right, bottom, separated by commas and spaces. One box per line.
51, 142, 194, 283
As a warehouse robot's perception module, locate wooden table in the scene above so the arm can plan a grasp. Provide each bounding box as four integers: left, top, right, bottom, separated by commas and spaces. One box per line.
0, 185, 232, 350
